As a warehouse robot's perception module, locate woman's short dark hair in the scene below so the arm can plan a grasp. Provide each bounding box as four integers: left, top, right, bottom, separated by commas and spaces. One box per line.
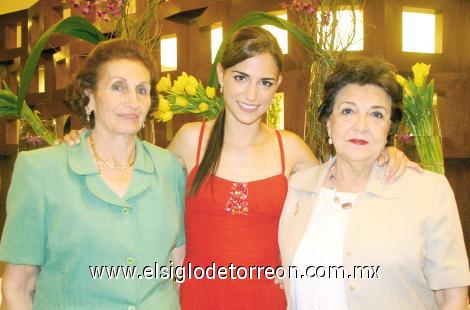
66, 38, 158, 128
318, 57, 403, 145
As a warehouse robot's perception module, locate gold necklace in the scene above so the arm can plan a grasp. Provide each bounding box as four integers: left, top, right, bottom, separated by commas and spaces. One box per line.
329, 165, 353, 210
89, 135, 136, 170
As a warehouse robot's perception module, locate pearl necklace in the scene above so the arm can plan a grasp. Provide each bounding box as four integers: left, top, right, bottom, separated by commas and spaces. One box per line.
329, 165, 353, 210
89, 136, 136, 171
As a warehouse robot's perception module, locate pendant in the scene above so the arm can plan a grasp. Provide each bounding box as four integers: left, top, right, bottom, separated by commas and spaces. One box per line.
334, 196, 340, 204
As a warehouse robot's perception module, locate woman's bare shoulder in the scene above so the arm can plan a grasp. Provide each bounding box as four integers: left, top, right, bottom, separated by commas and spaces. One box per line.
169, 122, 203, 149
278, 130, 319, 173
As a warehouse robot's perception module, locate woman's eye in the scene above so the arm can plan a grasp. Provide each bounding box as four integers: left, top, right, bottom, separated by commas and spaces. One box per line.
341, 108, 353, 115
371, 111, 384, 118
137, 86, 149, 95
234, 75, 247, 82
111, 82, 125, 91
261, 80, 274, 88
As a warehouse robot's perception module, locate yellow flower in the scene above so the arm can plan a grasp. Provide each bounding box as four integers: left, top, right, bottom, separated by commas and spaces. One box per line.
403, 83, 413, 97
154, 110, 173, 122
171, 79, 186, 94
395, 74, 407, 87
185, 83, 197, 96
157, 74, 172, 92
171, 72, 190, 94
412, 63, 431, 87
188, 75, 198, 86
413, 74, 424, 88
198, 102, 209, 112
206, 86, 215, 99
175, 96, 189, 107
158, 95, 171, 112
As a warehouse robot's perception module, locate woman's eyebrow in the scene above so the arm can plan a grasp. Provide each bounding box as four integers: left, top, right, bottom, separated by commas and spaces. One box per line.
230, 70, 277, 81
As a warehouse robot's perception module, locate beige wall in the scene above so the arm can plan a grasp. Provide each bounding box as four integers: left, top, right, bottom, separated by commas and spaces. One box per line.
0, 0, 38, 14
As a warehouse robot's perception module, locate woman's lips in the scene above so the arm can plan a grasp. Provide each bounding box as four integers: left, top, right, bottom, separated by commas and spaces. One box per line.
237, 101, 258, 113
118, 113, 139, 121
348, 139, 368, 145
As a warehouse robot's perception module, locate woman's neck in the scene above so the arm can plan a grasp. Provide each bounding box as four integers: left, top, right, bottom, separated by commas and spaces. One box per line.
223, 113, 265, 149
90, 129, 137, 166
334, 157, 374, 192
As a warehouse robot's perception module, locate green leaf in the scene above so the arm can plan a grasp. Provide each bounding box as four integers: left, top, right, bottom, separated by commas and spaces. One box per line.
18, 16, 105, 116
208, 11, 322, 87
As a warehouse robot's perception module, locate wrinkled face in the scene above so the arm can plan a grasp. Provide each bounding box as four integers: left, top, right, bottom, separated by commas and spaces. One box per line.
87, 59, 151, 137
217, 53, 282, 125
327, 84, 392, 164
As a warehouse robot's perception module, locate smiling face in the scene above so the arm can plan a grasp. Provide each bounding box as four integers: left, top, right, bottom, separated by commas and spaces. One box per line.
327, 83, 392, 165
217, 53, 282, 125
87, 59, 151, 137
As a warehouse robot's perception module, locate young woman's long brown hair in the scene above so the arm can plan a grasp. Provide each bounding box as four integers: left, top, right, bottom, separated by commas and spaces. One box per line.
188, 27, 283, 196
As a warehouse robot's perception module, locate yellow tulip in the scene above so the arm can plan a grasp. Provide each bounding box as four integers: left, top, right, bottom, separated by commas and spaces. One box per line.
171, 79, 185, 94
413, 73, 424, 88
154, 110, 173, 122
394, 74, 407, 87
158, 96, 170, 112
206, 86, 215, 99
175, 96, 189, 107
160, 111, 173, 122
403, 83, 413, 97
198, 102, 209, 112
156, 74, 172, 92
178, 72, 190, 85
188, 75, 198, 87
171, 72, 191, 94
412, 63, 431, 87
185, 83, 197, 96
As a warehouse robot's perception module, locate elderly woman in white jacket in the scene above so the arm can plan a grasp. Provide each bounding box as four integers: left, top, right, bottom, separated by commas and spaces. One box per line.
279, 57, 470, 310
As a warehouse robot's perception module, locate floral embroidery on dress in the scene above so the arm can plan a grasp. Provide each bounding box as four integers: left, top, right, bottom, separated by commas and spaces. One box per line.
225, 182, 248, 215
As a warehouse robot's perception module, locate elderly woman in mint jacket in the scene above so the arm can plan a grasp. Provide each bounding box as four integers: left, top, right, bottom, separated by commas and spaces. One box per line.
0, 39, 185, 309
278, 58, 470, 310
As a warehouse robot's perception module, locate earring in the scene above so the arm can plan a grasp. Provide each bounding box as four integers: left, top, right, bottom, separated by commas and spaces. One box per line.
85, 110, 91, 123
328, 137, 332, 145
142, 122, 145, 129
220, 83, 223, 94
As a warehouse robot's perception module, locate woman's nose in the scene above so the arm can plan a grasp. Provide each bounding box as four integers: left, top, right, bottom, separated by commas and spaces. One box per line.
246, 82, 258, 102
355, 114, 368, 131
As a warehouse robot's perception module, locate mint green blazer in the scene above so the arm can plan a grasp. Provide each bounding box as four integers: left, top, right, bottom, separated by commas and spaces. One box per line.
0, 131, 185, 309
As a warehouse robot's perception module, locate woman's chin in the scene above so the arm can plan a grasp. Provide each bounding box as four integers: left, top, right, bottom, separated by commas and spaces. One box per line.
337, 151, 379, 165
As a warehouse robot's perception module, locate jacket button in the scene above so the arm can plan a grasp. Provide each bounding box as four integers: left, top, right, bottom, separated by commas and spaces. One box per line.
126, 257, 135, 265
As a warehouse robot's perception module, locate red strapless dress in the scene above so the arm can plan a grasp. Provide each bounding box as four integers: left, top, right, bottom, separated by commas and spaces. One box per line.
180, 122, 288, 310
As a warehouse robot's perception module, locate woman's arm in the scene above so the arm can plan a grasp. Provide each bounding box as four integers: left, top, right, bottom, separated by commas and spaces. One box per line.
434, 286, 468, 310
167, 122, 202, 171
1, 264, 39, 310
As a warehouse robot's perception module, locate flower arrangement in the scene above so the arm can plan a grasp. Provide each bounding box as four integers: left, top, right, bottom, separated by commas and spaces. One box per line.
154, 72, 223, 122
277, 1, 360, 162
395, 63, 444, 175
71, 0, 124, 22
